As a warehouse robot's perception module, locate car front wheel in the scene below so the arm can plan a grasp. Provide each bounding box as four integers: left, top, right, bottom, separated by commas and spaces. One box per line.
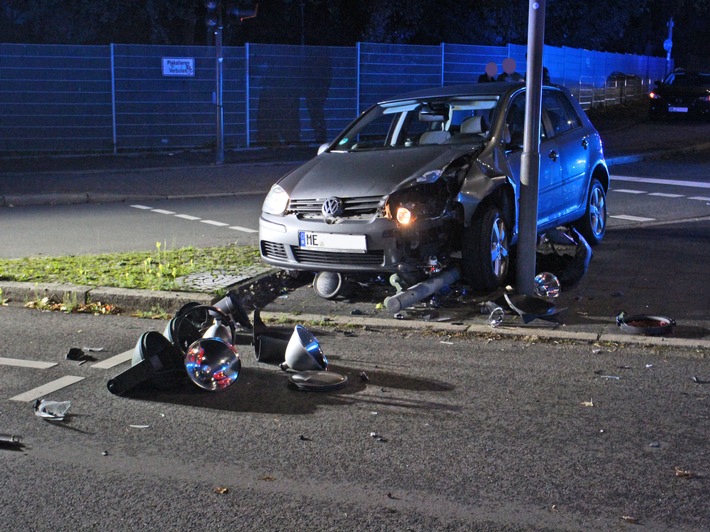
575, 178, 607, 245
461, 205, 510, 293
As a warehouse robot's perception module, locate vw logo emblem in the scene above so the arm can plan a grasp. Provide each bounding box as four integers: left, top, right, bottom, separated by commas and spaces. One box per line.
321, 197, 343, 221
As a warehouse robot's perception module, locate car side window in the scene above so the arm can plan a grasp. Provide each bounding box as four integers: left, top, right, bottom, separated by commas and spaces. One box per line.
505, 92, 544, 146
542, 91, 580, 138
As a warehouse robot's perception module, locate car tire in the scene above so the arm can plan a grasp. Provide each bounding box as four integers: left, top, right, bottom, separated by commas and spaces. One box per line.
574, 178, 607, 245
461, 205, 510, 293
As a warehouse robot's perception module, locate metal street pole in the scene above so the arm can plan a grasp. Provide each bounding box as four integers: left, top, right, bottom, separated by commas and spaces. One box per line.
214, 22, 225, 165
516, 0, 546, 295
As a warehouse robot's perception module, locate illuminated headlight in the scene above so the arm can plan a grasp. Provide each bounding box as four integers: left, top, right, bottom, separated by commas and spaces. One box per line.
262, 185, 290, 215
396, 206, 415, 225
649, 91, 660, 100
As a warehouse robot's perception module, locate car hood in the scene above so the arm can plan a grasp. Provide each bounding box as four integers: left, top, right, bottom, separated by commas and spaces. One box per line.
277, 146, 476, 198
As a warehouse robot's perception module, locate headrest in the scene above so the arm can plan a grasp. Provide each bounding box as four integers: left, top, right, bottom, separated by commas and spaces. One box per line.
419, 130, 451, 145
461, 116, 485, 134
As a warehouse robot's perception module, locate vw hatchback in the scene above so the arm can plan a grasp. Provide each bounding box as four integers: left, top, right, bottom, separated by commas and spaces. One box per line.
259, 82, 609, 293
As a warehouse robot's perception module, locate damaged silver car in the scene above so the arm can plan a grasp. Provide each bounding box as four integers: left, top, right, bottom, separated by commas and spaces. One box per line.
259, 82, 609, 293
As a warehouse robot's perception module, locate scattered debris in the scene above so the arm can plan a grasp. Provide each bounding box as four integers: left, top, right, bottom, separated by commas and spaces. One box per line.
214, 487, 229, 494
620, 515, 638, 524
0, 433, 23, 449
33, 399, 71, 421
360, 371, 370, 382
616, 312, 675, 336
129, 424, 150, 429
299, 434, 311, 441
674, 466, 694, 479
692, 376, 709, 384
580, 399, 595, 407
65, 347, 98, 363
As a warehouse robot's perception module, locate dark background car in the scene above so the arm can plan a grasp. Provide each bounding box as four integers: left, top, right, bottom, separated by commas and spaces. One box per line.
259, 82, 609, 294
649, 68, 710, 120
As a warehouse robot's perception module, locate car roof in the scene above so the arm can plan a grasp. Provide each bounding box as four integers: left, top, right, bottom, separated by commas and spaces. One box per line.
377, 82, 566, 105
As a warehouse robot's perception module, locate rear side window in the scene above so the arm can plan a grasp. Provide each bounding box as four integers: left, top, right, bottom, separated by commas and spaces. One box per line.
542, 91, 581, 137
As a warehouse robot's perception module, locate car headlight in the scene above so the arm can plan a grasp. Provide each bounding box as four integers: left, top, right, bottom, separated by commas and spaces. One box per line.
396, 206, 416, 225
262, 185, 290, 215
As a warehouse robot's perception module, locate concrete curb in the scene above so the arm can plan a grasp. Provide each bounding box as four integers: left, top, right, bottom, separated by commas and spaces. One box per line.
3, 280, 709, 348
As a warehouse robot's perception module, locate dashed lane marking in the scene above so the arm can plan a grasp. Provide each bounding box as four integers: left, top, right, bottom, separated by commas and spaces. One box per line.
612, 176, 710, 190
229, 225, 258, 233
90, 350, 133, 369
129, 204, 256, 234
200, 219, 229, 227
689, 196, 710, 202
648, 192, 684, 198
0, 357, 57, 369
613, 189, 647, 194
610, 214, 656, 222
9, 376, 85, 402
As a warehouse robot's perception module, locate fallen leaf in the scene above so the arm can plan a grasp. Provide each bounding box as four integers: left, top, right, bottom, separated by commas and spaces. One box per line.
675, 466, 694, 478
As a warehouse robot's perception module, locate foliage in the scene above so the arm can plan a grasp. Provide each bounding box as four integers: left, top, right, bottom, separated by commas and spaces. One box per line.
0, 243, 262, 292
1, 0, 707, 64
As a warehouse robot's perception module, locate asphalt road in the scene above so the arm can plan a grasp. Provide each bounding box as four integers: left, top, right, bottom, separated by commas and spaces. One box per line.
0, 152, 709, 259
1, 306, 709, 530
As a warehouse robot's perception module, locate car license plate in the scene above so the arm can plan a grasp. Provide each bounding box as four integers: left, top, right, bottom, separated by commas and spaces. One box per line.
668, 106, 688, 113
298, 231, 367, 253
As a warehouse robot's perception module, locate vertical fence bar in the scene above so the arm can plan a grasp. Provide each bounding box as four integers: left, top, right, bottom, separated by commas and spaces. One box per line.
356, 42, 361, 115
110, 43, 117, 153
245, 42, 251, 147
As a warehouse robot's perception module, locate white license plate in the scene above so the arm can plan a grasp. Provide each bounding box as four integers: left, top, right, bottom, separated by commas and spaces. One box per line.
298, 231, 367, 253
669, 106, 688, 113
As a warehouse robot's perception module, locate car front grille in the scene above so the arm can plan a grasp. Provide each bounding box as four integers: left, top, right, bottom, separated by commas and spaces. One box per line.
289, 195, 385, 217
292, 247, 384, 267
261, 241, 288, 260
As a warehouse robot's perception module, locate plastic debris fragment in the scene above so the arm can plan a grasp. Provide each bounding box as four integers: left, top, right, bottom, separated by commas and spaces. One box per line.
33, 399, 71, 421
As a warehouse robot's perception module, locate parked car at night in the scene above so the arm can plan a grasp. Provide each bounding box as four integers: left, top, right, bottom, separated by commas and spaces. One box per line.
259, 82, 609, 294
649, 68, 710, 120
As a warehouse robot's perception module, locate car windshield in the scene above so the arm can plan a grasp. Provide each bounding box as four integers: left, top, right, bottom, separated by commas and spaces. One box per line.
330, 95, 500, 152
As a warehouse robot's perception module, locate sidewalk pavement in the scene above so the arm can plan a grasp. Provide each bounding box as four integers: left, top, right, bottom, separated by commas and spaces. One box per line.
1, 120, 710, 348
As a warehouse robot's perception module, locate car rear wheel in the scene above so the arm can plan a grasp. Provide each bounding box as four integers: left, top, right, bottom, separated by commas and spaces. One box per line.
462, 205, 510, 293
574, 178, 607, 245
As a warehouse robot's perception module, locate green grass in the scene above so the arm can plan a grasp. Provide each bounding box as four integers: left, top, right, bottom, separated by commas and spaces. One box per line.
0, 243, 262, 292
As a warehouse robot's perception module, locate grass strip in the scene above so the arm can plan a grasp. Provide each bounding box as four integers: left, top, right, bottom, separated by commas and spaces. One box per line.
0, 243, 262, 292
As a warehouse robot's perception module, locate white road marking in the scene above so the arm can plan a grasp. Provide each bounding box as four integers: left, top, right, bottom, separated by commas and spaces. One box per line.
610, 214, 656, 222
91, 350, 133, 369
0, 357, 57, 369
128, 205, 256, 233
648, 192, 684, 198
201, 219, 229, 226
613, 189, 647, 194
229, 226, 258, 233
689, 196, 710, 202
612, 175, 710, 190
9, 376, 85, 402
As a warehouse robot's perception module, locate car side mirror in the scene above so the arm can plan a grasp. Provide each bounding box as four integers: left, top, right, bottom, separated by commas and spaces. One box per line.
317, 143, 329, 155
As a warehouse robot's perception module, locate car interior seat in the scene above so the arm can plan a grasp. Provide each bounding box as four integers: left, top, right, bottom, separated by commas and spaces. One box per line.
419, 130, 452, 144
460, 116, 487, 135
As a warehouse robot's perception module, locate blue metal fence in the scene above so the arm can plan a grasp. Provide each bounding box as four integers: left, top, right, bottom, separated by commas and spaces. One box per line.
0, 41, 668, 154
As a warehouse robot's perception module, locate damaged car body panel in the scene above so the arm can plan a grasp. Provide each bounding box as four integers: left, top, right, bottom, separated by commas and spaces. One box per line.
259, 82, 609, 293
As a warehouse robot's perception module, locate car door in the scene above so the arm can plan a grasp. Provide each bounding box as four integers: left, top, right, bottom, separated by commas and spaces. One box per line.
504, 91, 561, 225
540, 90, 589, 220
